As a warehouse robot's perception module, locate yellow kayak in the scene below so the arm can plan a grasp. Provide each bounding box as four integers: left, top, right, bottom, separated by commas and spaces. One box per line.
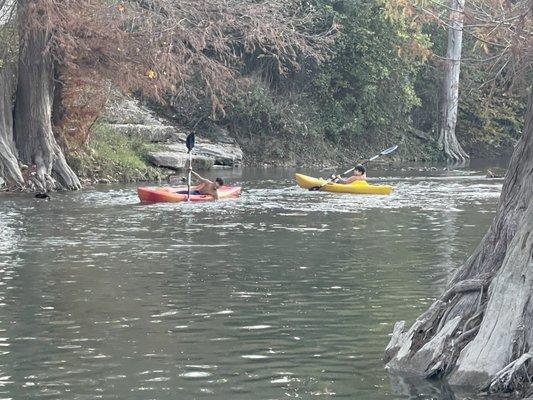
294, 173, 393, 195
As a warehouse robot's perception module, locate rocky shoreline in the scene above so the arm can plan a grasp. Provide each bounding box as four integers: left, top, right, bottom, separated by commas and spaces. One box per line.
101, 97, 243, 172
0, 95, 511, 191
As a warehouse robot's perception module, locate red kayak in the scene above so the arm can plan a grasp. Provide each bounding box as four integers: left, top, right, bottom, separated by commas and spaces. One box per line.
137, 185, 242, 203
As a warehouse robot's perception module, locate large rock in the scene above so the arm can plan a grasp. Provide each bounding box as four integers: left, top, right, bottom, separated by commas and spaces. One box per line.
166, 143, 242, 167
147, 139, 242, 170
147, 152, 214, 170
101, 97, 161, 126
100, 96, 243, 168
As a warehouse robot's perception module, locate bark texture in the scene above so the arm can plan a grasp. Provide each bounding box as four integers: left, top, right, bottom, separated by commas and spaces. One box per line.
13, 0, 81, 190
0, 49, 24, 187
385, 88, 533, 393
438, 0, 469, 164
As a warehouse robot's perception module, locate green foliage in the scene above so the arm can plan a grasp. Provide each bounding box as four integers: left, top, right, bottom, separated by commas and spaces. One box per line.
226, 0, 431, 160
310, 0, 429, 142
456, 35, 526, 151
457, 82, 525, 153
225, 0, 527, 163
117, 0, 528, 165
68, 123, 163, 182
411, 23, 526, 155
227, 85, 319, 139
409, 24, 446, 136
91, 124, 158, 168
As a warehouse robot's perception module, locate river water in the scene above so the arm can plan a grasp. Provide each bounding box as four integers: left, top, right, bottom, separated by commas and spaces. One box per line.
0, 165, 504, 399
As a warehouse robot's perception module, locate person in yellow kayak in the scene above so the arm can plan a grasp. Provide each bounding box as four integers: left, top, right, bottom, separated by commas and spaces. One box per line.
331, 164, 366, 184
188, 167, 224, 200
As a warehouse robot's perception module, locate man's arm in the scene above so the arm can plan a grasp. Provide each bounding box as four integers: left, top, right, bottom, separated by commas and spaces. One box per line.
331, 175, 348, 184
190, 170, 212, 184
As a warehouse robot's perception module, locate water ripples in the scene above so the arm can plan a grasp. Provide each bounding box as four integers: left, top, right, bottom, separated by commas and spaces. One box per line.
0, 168, 503, 399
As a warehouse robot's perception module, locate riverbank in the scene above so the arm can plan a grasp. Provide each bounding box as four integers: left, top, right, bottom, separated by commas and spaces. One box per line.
65, 96, 244, 186
0, 92, 513, 191
235, 128, 441, 168
64, 115, 512, 187
0, 133, 512, 192
61, 95, 439, 185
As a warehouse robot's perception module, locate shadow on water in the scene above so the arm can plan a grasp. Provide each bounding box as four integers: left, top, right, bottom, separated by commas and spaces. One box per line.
388, 373, 458, 400
388, 372, 513, 400
0, 164, 507, 399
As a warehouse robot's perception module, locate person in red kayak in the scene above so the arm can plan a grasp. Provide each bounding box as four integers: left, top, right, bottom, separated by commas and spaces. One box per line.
189, 168, 224, 200
331, 164, 366, 184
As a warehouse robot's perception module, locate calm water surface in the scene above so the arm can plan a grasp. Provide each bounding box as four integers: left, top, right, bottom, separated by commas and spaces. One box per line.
0, 166, 504, 399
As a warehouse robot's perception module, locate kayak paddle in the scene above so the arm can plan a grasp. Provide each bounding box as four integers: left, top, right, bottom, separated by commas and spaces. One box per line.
186, 132, 195, 201
309, 145, 398, 191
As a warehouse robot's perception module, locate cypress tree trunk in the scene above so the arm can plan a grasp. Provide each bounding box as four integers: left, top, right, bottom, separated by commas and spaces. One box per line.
385, 88, 533, 393
0, 47, 24, 187
438, 0, 469, 164
13, 0, 81, 190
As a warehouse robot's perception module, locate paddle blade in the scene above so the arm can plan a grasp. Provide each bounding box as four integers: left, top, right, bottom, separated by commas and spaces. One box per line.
186, 132, 195, 152
380, 145, 398, 155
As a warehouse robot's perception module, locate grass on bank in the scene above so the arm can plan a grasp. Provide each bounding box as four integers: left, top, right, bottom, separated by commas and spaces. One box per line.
67, 123, 164, 183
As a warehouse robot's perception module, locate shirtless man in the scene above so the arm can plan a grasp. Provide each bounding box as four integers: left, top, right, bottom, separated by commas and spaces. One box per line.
331, 164, 366, 184
189, 169, 224, 200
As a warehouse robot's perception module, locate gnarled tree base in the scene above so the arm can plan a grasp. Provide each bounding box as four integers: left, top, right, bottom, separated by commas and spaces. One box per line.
13, 17, 81, 191
385, 89, 533, 395
438, 129, 470, 165
0, 50, 24, 188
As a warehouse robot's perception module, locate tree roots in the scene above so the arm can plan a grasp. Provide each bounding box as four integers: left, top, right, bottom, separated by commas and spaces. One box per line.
384, 276, 490, 379
481, 353, 533, 394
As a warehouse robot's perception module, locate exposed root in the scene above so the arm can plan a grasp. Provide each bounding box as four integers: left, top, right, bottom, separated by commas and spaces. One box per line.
386, 90, 533, 394
385, 277, 491, 377
439, 128, 469, 164
441, 278, 487, 303
481, 353, 533, 393
0, 53, 24, 188
422, 317, 462, 379
462, 309, 484, 334
436, 301, 456, 333
455, 325, 480, 346
0, 150, 24, 189
384, 321, 406, 362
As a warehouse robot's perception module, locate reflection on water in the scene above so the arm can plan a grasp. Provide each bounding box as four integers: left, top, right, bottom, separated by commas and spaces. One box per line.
0, 167, 503, 399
